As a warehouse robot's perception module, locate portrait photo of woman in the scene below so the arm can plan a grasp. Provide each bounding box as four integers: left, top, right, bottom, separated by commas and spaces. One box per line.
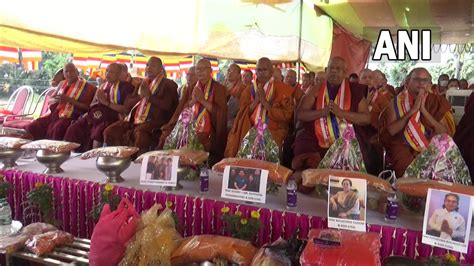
329, 178, 362, 220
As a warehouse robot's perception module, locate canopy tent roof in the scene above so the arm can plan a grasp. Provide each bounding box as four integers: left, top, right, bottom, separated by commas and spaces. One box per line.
0, 0, 333, 70
314, 0, 474, 44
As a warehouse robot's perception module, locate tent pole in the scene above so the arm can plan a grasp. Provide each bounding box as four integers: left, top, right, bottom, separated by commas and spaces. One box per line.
297, 0, 303, 82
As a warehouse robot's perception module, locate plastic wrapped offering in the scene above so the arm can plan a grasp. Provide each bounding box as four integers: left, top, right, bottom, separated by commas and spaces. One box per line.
81, 146, 139, 159
237, 120, 279, 163
163, 107, 204, 151
135, 148, 209, 166
0, 137, 31, 148
403, 134, 471, 185
300, 229, 381, 266
171, 235, 257, 265
0, 223, 57, 254
21, 139, 80, 153
213, 158, 292, 184
25, 230, 74, 256
318, 124, 366, 172
120, 205, 182, 266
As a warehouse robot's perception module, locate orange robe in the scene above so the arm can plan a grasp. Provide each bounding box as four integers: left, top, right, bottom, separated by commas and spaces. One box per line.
225, 80, 294, 158
383, 93, 455, 177
159, 80, 228, 166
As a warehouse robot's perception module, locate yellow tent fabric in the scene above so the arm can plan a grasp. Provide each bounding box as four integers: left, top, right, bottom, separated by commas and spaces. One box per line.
0, 0, 333, 69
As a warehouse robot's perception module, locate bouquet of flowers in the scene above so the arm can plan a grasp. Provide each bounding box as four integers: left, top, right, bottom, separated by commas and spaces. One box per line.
163, 108, 204, 151
318, 124, 367, 172
221, 207, 261, 242
404, 134, 471, 185
90, 183, 121, 222
237, 119, 279, 163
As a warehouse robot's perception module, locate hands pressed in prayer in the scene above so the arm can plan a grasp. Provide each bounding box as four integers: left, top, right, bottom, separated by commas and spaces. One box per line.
367, 89, 375, 103
328, 101, 343, 117
96, 90, 109, 106
420, 90, 428, 114
338, 212, 348, 218
412, 90, 424, 114
441, 220, 453, 236
194, 88, 204, 103
138, 80, 151, 99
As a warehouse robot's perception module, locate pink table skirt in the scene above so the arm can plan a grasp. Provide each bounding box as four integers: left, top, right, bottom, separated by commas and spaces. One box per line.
3, 169, 473, 263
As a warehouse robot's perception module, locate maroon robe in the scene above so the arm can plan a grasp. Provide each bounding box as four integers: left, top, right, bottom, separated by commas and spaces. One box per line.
454, 92, 474, 181
26, 81, 96, 140
63, 81, 134, 152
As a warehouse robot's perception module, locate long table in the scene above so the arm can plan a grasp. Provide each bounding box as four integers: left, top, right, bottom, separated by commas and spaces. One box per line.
2, 156, 473, 263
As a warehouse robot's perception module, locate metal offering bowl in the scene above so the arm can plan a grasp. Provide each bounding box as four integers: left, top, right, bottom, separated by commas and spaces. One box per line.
36, 150, 70, 174
0, 148, 23, 169
163, 166, 188, 191
96, 156, 131, 183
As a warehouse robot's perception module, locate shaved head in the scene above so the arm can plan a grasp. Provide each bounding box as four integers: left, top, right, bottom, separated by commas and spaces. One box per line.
63, 62, 79, 84
186, 66, 197, 86
314, 71, 326, 87
326, 56, 346, 86
406, 67, 432, 96
284, 69, 297, 87
359, 69, 374, 87
105, 63, 121, 83
145, 56, 163, 79
227, 63, 241, 83
256, 57, 273, 84
196, 59, 212, 83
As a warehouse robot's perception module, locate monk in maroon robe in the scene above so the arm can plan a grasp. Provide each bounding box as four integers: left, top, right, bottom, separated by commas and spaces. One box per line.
292, 57, 370, 193
64, 63, 134, 152
383, 68, 455, 178
159, 59, 228, 166
454, 92, 474, 181
104, 57, 178, 155
26, 63, 96, 140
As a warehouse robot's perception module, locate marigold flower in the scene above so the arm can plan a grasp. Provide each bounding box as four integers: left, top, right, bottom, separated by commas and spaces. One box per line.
235, 211, 242, 217
251, 210, 260, 219
445, 253, 456, 262
221, 206, 230, 214
240, 218, 248, 225
104, 183, 113, 191
165, 201, 173, 208
35, 182, 44, 188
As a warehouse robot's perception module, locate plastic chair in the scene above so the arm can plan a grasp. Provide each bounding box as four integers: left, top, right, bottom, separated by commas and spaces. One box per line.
0, 86, 34, 124
2, 88, 55, 134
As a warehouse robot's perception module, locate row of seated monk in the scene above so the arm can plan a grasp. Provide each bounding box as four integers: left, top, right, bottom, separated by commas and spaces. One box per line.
19, 56, 474, 190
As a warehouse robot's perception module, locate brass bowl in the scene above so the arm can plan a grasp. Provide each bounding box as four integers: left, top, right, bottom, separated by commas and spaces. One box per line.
0, 148, 23, 169
96, 156, 131, 183
35, 150, 70, 174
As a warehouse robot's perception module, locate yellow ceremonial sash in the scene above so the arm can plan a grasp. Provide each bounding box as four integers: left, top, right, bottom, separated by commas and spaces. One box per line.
314, 79, 352, 148
58, 78, 88, 118
192, 79, 213, 134
250, 78, 274, 125
394, 89, 429, 152
133, 75, 164, 124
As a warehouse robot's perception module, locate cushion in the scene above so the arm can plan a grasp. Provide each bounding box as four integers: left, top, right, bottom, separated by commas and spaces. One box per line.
21, 140, 80, 153
81, 146, 139, 159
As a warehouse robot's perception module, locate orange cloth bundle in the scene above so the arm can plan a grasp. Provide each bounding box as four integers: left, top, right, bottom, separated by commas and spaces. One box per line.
300, 229, 381, 266
81, 146, 139, 159
395, 177, 474, 198
213, 158, 292, 184
21, 139, 80, 153
171, 235, 257, 265
302, 168, 394, 194
135, 148, 209, 166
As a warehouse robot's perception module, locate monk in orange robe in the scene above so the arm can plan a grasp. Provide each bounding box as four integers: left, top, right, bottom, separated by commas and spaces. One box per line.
64, 63, 134, 152
26, 63, 96, 140
373, 70, 396, 97
178, 66, 197, 100
226, 64, 248, 130
159, 59, 228, 165
292, 57, 370, 193
454, 92, 474, 181
104, 57, 178, 155
242, 70, 253, 87
383, 68, 455, 178
225, 57, 294, 158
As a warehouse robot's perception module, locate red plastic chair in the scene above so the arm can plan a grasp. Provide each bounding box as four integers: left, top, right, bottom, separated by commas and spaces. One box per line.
2, 88, 55, 134
0, 86, 33, 124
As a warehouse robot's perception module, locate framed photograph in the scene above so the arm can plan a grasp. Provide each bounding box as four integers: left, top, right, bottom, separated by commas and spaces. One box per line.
221, 166, 268, 204
139, 155, 179, 186
327, 176, 367, 232
422, 189, 473, 253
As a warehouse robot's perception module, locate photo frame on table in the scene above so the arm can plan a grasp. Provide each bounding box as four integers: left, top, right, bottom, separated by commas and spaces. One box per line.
422, 188, 473, 253
221, 166, 268, 204
327, 176, 367, 232
139, 155, 179, 186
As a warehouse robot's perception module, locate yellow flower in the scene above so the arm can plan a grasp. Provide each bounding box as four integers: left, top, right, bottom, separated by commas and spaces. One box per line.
445, 253, 456, 262
221, 206, 230, 214
165, 201, 173, 209
35, 182, 44, 188
104, 183, 113, 192
240, 218, 248, 225
235, 211, 242, 217
251, 210, 260, 219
